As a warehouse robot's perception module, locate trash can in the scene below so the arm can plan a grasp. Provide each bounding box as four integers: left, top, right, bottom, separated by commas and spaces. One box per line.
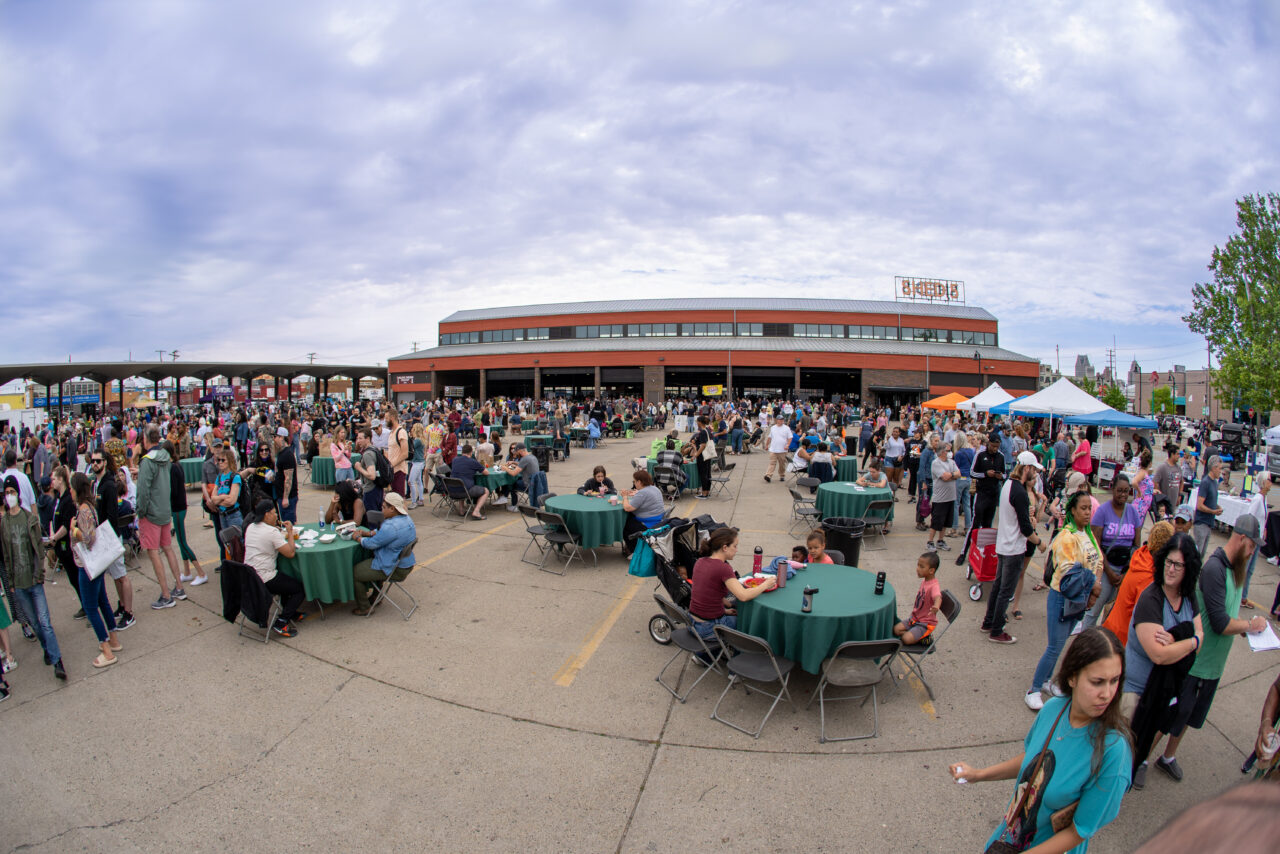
821, 517, 865, 568
532, 446, 552, 473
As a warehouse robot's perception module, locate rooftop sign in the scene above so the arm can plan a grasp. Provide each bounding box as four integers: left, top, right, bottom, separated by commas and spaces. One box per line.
894, 276, 965, 305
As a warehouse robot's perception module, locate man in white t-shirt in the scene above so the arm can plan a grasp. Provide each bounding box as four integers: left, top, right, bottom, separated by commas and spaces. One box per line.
764, 415, 793, 483
980, 453, 1046, 644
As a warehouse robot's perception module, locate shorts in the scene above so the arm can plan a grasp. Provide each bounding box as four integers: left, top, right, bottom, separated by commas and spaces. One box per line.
138, 518, 172, 550
886, 457, 903, 470
105, 554, 128, 581
467, 485, 487, 500
930, 500, 954, 532
1168, 675, 1219, 736
901, 619, 935, 643
1025, 538, 1038, 558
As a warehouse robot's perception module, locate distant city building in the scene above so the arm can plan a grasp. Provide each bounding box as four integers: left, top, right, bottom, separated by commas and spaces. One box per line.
1074, 354, 1095, 380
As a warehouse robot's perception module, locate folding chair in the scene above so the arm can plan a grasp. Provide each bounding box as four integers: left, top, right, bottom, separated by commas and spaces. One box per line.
860, 499, 894, 550
218, 524, 245, 564
441, 477, 475, 520
710, 626, 797, 738
788, 488, 821, 536
652, 465, 683, 502
534, 509, 592, 574
518, 504, 551, 565
227, 560, 281, 644
367, 538, 418, 620
708, 461, 734, 498
825, 549, 844, 566
363, 510, 385, 530
427, 472, 452, 515
889, 591, 960, 701
536, 492, 557, 508
652, 594, 728, 703
807, 639, 901, 742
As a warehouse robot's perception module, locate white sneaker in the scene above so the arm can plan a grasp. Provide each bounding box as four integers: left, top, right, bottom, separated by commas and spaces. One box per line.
491, 497, 509, 506
1024, 690, 1044, 711
180, 574, 195, 583
1045, 681, 1065, 698
190, 575, 209, 587
505, 504, 519, 513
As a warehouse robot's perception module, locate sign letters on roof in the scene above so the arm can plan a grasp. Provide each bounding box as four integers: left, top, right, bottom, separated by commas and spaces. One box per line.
894, 276, 965, 305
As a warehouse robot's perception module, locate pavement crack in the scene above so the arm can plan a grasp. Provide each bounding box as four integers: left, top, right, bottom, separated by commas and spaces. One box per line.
614, 676, 678, 854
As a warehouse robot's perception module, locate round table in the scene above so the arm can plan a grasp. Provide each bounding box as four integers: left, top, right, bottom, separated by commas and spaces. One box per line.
277, 524, 363, 604
475, 466, 517, 491
737, 564, 898, 674
646, 458, 700, 491
835, 457, 859, 482
521, 419, 539, 432
310, 456, 336, 486
814, 483, 894, 522
522, 434, 553, 447
542, 494, 625, 549
179, 457, 205, 487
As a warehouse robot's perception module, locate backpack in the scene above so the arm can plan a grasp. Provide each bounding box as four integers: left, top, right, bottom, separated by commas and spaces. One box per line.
372, 448, 394, 489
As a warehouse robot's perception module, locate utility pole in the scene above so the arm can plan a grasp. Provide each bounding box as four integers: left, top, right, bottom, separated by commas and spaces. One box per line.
1206, 341, 1212, 421
411, 341, 419, 352
307, 352, 317, 364
169, 350, 179, 361
155, 349, 165, 362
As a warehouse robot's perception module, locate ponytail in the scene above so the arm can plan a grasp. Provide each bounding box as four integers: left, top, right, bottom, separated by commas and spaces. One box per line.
699, 527, 739, 557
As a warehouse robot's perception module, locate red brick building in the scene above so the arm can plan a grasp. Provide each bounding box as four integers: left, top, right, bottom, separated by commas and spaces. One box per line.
387, 298, 1038, 406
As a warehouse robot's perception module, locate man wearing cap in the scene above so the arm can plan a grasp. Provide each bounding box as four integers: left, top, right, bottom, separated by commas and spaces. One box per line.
241, 499, 307, 637
1150, 514, 1269, 783
502, 443, 542, 511
1172, 504, 1194, 536
273, 427, 298, 524
980, 451, 1046, 644
349, 492, 416, 616
370, 418, 389, 452
1193, 455, 1223, 557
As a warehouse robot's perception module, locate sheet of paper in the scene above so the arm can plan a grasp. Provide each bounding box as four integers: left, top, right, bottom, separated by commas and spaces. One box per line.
1247, 622, 1280, 652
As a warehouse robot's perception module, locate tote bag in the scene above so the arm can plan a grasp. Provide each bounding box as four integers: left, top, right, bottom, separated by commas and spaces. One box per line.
73, 516, 125, 580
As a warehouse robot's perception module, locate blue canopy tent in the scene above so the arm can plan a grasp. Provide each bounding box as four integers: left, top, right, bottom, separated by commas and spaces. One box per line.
1063, 409, 1157, 429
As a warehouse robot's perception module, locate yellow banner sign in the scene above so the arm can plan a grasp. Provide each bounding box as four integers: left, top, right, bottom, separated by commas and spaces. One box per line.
702, 385, 724, 397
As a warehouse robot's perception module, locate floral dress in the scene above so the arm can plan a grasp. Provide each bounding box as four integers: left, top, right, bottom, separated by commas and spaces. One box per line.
1132, 474, 1154, 522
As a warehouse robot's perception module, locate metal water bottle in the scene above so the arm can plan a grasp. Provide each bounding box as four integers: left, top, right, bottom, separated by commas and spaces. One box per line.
875, 571, 886, 596
775, 557, 787, 588
753, 546, 762, 574
801, 586, 818, 613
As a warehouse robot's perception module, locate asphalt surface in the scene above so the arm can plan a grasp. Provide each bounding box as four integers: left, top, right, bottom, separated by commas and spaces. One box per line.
2, 434, 1276, 853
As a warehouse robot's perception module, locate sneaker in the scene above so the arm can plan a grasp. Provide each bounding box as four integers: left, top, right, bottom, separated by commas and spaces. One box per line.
54, 660, 66, 681
271, 620, 297, 638
22, 624, 36, 641
0, 682, 8, 702
190, 575, 208, 587
170, 587, 187, 601
977, 623, 991, 633
73, 608, 86, 620
491, 497, 509, 506
44, 652, 52, 666
1155, 756, 1183, 781
1, 656, 15, 673
180, 573, 195, 583
1132, 762, 1148, 789
935, 541, 951, 551
505, 504, 519, 513
1024, 690, 1044, 711
1044, 681, 1065, 698
763, 476, 771, 483
113, 602, 125, 618
150, 597, 176, 610
116, 611, 136, 630
926, 541, 937, 551
989, 632, 1017, 644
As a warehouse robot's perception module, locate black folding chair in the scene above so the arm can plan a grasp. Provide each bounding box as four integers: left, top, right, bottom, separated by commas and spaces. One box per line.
788, 488, 821, 536
441, 477, 475, 520
518, 504, 551, 566
652, 594, 727, 703
807, 639, 901, 742
534, 509, 592, 574
860, 499, 894, 550
367, 538, 418, 620
889, 591, 960, 701
710, 626, 797, 738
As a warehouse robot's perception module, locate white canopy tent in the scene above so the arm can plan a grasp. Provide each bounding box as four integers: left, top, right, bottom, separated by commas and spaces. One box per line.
994, 377, 1120, 418
956, 382, 1014, 412
1265, 425, 1280, 447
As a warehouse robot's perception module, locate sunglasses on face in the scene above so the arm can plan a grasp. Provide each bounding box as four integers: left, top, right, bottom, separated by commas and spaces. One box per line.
91, 458, 104, 464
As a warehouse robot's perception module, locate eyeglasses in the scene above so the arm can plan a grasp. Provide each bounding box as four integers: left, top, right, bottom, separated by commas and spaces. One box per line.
1165, 559, 1186, 570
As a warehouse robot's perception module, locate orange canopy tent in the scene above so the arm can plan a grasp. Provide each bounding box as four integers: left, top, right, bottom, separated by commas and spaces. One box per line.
921, 392, 968, 411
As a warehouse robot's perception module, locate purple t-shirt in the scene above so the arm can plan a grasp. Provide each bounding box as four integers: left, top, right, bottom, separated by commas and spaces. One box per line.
1091, 501, 1141, 550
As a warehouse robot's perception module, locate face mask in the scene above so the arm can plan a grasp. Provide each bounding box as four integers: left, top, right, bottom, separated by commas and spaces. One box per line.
5, 494, 17, 509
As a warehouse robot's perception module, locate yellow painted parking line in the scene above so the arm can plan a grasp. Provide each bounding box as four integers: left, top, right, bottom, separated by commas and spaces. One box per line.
554, 576, 646, 687
417, 519, 521, 567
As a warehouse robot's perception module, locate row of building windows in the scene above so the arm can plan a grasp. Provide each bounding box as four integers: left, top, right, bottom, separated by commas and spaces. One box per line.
440, 324, 997, 347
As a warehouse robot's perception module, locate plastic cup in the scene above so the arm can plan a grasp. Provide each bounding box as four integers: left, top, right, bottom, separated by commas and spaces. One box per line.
1262, 732, 1280, 763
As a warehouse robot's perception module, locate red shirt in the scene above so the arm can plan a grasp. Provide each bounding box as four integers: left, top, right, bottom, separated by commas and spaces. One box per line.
689, 557, 736, 621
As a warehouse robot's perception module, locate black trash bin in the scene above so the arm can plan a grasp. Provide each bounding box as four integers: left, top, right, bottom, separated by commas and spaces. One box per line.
821, 517, 865, 567
531, 446, 552, 473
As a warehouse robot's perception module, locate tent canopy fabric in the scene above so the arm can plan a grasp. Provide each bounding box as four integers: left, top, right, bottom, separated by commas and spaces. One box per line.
922, 392, 969, 411
1063, 409, 1158, 429
956, 382, 1014, 412
1265, 425, 1280, 447
987, 396, 1031, 416
988, 377, 1116, 418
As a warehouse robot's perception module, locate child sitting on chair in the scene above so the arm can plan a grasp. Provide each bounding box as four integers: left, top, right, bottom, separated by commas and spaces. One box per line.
894, 551, 942, 645
806, 529, 835, 564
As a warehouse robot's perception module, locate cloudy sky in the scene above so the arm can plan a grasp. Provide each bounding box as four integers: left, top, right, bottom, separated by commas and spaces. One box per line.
2, 0, 1276, 374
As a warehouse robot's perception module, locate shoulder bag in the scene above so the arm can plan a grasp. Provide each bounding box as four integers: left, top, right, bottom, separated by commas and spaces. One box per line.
72, 507, 124, 581
986, 700, 1079, 852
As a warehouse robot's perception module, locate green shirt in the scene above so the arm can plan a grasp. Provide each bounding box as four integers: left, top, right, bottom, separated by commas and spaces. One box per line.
1, 509, 42, 590
1189, 552, 1240, 681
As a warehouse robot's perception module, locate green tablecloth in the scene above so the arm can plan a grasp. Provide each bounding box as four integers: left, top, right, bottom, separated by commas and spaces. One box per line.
310, 456, 335, 486
277, 524, 363, 604
179, 457, 205, 487
475, 467, 517, 491
646, 458, 700, 491
542, 494, 625, 549
738, 564, 898, 674
814, 483, 894, 522
523, 434, 553, 448
521, 419, 539, 431
835, 457, 859, 482
570, 427, 590, 442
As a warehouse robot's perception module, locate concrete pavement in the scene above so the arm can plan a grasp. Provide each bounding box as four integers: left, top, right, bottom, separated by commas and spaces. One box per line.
2, 434, 1277, 852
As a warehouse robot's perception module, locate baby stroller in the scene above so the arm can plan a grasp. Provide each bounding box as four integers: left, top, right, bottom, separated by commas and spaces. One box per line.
645, 518, 696, 644
965, 527, 998, 601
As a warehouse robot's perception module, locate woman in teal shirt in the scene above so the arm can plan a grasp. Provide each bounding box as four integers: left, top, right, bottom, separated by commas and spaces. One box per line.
951, 628, 1132, 852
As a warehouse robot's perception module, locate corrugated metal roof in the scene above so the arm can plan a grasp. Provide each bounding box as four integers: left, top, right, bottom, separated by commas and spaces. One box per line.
442, 298, 995, 323
390, 337, 1036, 363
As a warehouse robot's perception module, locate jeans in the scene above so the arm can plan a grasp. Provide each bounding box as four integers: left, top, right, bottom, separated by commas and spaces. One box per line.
954, 478, 971, 531
1193, 522, 1212, 558
363, 487, 384, 512
1030, 589, 1074, 692
692, 613, 736, 644
79, 566, 117, 642
335, 466, 356, 483
13, 585, 60, 664
982, 553, 1025, 636
730, 428, 744, 453
409, 461, 425, 504
278, 499, 297, 524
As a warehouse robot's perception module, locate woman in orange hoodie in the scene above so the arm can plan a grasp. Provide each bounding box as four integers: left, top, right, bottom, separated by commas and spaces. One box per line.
1102, 521, 1174, 647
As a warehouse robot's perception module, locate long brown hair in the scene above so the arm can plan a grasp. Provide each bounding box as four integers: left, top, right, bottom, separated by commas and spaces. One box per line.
699, 527, 738, 557
1054, 627, 1131, 780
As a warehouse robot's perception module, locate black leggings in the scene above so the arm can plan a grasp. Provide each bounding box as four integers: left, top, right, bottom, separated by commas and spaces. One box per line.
55, 542, 81, 597
265, 573, 306, 621
695, 457, 711, 494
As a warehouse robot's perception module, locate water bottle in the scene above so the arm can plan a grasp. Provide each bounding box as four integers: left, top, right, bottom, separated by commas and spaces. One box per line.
753, 546, 762, 574
801, 586, 818, 613
775, 557, 787, 588
874, 571, 886, 596
318, 509, 325, 531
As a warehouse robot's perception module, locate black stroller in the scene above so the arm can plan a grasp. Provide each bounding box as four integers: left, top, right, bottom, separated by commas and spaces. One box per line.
643, 517, 703, 644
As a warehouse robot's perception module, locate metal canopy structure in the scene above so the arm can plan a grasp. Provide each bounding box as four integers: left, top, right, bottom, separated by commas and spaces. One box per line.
0, 361, 388, 414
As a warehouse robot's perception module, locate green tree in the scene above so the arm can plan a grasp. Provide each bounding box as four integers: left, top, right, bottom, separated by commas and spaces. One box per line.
1100, 384, 1128, 411
1184, 192, 1280, 415
1068, 375, 1098, 397
1150, 387, 1175, 414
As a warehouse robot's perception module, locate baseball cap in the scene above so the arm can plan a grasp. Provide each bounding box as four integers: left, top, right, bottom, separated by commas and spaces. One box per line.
1233, 514, 1264, 545
511, 443, 526, 452
383, 492, 408, 515
1016, 450, 1044, 470
276, 427, 289, 438
1173, 504, 1194, 522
